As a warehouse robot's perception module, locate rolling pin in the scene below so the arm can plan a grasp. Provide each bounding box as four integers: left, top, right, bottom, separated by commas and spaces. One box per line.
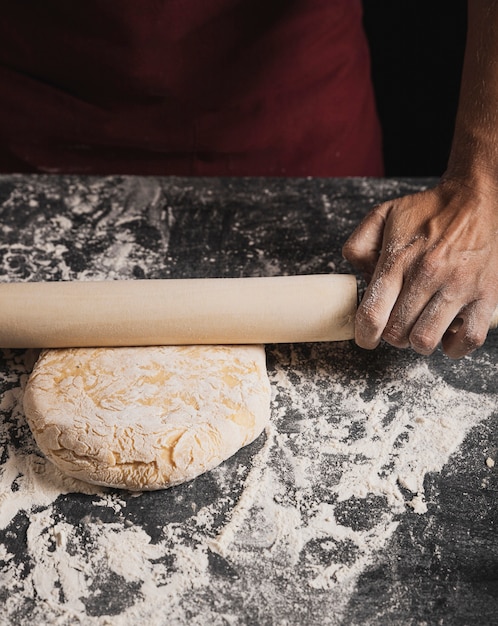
0, 275, 358, 348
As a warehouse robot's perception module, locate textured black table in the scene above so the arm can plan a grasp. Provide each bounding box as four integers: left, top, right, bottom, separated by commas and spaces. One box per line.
0, 175, 497, 625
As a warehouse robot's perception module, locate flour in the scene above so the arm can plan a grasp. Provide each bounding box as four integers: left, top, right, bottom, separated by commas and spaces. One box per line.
0, 341, 495, 625
0, 174, 493, 624
23, 345, 271, 490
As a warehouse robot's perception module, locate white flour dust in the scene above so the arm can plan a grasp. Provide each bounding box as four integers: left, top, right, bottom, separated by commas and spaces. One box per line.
0, 343, 496, 625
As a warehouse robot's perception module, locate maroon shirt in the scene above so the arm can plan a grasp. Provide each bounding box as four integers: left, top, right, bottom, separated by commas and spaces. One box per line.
0, 1, 383, 176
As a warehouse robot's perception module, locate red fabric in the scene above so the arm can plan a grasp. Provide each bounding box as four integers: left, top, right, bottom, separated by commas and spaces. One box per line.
0, 1, 383, 176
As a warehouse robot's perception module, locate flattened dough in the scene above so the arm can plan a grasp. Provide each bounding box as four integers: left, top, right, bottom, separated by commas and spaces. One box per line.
23, 345, 271, 490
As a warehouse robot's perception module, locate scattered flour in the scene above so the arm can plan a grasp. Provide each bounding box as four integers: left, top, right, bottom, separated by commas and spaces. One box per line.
0, 342, 495, 625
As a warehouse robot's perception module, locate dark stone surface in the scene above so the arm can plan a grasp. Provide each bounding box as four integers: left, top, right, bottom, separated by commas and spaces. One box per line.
0, 174, 497, 625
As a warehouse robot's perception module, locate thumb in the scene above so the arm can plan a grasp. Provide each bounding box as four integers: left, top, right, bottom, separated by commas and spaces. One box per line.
342, 203, 390, 279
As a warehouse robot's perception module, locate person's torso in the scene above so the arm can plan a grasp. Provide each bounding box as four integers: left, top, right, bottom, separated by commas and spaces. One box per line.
0, 0, 383, 176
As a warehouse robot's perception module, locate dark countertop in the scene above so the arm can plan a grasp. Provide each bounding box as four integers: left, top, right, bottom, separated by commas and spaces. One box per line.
0, 175, 497, 625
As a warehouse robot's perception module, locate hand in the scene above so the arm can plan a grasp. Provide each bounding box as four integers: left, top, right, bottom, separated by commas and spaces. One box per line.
342, 178, 498, 358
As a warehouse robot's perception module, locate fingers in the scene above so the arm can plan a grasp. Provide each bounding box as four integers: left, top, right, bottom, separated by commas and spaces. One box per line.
352, 214, 428, 351
344, 184, 498, 359
354, 251, 404, 350
381, 253, 460, 352
407, 292, 468, 356
358, 281, 493, 358
342, 204, 389, 280
441, 301, 493, 359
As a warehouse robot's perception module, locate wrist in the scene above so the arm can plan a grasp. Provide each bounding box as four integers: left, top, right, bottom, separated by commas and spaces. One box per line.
442, 129, 498, 200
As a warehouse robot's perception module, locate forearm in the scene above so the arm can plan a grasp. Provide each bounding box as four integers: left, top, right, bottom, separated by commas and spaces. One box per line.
343, 0, 498, 359
445, 0, 498, 192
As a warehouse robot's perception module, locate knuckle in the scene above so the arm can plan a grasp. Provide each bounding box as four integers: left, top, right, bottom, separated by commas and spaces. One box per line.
371, 202, 389, 218
355, 313, 383, 347
356, 303, 385, 335
356, 310, 381, 334
355, 308, 384, 350
342, 239, 359, 261
416, 251, 443, 283
463, 327, 487, 351
443, 316, 488, 358
382, 323, 409, 348
409, 330, 439, 354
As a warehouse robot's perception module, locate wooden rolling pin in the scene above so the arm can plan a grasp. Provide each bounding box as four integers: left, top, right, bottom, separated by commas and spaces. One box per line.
0, 275, 358, 348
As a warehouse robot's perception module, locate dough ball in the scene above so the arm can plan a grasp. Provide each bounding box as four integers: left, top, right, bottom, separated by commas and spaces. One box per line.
23, 345, 271, 490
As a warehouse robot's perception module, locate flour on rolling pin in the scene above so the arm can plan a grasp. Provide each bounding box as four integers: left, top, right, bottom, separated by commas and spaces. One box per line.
23, 345, 271, 490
